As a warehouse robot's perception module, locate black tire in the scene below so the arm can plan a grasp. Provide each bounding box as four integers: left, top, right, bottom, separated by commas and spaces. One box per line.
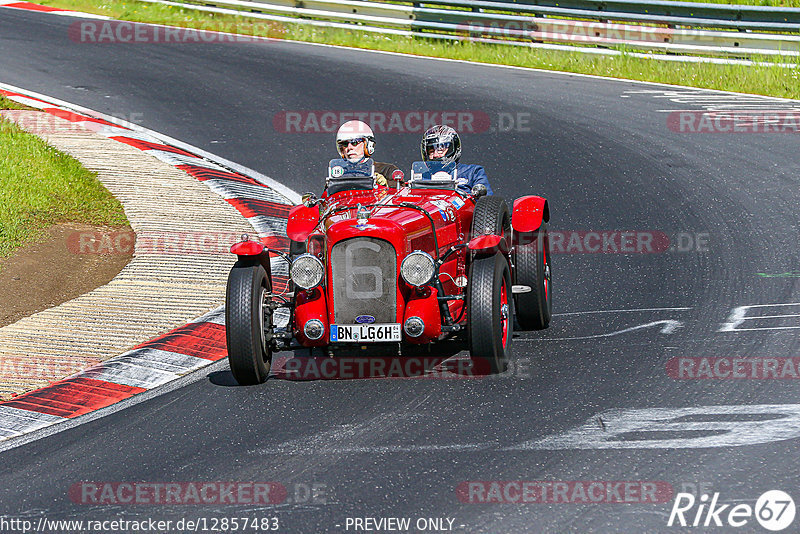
514, 222, 552, 330
225, 260, 272, 385
467, 253, 513, 374
471, 195, 510, 240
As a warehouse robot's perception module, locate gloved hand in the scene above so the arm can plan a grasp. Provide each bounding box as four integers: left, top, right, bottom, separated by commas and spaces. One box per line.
375, 173, 388, 187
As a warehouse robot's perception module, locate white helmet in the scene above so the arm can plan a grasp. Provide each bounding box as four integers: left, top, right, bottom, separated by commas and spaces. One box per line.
336, 120, 375, 158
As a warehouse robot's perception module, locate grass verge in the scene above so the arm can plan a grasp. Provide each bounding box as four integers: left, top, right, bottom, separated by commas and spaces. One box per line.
0, 95, 34, 112
0, 102, 129, 260
33, 0, 800, 100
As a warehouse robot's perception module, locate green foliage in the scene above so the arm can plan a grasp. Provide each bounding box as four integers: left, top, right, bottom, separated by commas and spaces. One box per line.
0, 95, 34, 111
0, 118, 128, 258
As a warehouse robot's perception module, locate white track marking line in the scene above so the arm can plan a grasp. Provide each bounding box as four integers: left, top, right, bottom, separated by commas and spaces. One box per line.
73, 349, 215, 389
722, 327, 800, 331
261, 443, 496, 454
553, 307, 691, 316
204, 180, 293, 204
145, 149, 228, 171
719, 302, 800, 332
518, 320, 683, 341
0, 407, 66, 439
191, 305, 225, 325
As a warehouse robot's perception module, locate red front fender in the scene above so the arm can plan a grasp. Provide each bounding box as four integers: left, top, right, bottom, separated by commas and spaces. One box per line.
230, 240, 272, 278
230, 240, 264, 256
468, 234, 509, 254
287, 204, 320, 242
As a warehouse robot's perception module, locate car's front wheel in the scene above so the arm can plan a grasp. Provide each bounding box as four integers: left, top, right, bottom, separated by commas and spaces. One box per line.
467, 252, 513, 374
225, 260, 272, 385
471, 195, 510, 241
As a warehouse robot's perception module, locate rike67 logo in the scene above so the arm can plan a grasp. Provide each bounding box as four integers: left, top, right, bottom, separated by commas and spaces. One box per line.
668, 490, 796, 531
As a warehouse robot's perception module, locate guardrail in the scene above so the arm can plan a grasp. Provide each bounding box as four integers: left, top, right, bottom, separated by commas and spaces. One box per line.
142, 0, 800, 62
430, 0, 800, 31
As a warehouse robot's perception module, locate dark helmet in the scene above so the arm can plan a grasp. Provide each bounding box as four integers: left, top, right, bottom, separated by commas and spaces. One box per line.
420, 125, 461, 166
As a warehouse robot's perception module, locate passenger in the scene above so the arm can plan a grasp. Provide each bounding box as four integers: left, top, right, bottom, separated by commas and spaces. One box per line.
420, 124, 493, 195
335, 120, 401, 187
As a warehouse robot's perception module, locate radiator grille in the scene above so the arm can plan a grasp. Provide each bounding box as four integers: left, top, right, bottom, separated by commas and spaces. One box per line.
331, 237, 397, 324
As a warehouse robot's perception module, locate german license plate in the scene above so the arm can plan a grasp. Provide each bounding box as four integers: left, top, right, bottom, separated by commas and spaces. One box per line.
330, 323, 402, 343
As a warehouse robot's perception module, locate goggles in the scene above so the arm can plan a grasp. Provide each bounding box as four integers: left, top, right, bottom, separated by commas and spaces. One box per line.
337, 138, 365, 148
427, 141, 451, 152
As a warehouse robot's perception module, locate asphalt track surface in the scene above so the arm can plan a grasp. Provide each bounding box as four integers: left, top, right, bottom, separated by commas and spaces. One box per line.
1, 9, 800, 533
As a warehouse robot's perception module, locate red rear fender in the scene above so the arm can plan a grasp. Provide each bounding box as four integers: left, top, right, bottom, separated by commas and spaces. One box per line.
512, 196, 549, 246
512, 196, 549, 233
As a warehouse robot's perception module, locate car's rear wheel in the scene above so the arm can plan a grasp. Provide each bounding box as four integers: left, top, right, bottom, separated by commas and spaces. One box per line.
226, 260, 272, 385
468, 253, 513, 373
514, 222, 552, 330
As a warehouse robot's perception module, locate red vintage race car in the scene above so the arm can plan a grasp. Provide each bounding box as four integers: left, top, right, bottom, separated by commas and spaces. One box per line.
225, 158, 551, 384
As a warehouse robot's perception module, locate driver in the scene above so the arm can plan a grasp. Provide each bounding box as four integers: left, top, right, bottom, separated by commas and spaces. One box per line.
420, 125, 493, 195
336, 120, 401, 187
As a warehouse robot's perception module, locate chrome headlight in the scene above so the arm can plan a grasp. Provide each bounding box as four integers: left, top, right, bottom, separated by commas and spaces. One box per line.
291, 253, 324, 289
401, 251, 435, 287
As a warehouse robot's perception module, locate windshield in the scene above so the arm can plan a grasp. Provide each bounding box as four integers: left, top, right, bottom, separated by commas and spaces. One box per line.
328, 158, 375, 180
410, 160, 457, 183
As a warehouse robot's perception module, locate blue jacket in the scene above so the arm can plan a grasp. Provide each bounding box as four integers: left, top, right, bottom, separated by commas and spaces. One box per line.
456, 164, 493, 196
